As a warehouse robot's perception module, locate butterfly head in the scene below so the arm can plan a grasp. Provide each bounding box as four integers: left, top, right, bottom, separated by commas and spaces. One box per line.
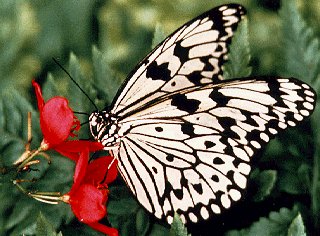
89, 111, 120, 149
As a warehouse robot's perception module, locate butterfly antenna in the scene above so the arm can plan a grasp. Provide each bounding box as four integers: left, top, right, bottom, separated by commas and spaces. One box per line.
52, 57, 99, 111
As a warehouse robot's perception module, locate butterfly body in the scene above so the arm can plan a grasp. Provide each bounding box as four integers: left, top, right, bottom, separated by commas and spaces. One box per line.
89, 111, 121, 148
89, 4, 316, 224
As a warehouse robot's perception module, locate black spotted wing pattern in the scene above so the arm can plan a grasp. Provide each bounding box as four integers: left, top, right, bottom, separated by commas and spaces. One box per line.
111, 4, 246, 117
111, 77, 316, 224
88, 4, 317, 225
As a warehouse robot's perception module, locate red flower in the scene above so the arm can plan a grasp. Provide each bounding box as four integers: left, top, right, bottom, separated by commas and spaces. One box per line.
32, 80, 118, 235
32, 80, 80, 148
32, 80, 103, 160
63, 149, 118, 236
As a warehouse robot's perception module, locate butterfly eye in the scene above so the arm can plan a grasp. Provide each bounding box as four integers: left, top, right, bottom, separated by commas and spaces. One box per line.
96, 116, 102, 123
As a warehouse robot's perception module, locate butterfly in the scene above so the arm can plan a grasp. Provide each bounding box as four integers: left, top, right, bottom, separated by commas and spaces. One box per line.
88, 4, 316, 224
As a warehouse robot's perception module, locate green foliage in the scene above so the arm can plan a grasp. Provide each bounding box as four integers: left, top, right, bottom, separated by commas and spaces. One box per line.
92, 46, 121, 107
280, 0, 320, 83
224, 19, 252, 79
152, 24, 166, 48
107, 185, 169, 236
33, 1, 96, 59
36, 212, 63, 236
250, 169, 277, 202
0, 1, 40, 97
169, 213, 190, 236
279, 0, 320, 232
288, 214, 306, 236
0, 0, 319, 235
226, 207, 303, 236
3, 157, 74, 235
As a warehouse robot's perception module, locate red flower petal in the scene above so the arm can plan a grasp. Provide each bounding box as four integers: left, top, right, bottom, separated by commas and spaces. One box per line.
40, 97, 76, 147
32, 80, 45, 111
58, 140, 103, 153
70, 183, 107, 223
85, 156, 118, 185
32, 80, 118, 235
69, 149, 89, 195
54, 140, 104, 161
54, 145, 80, 162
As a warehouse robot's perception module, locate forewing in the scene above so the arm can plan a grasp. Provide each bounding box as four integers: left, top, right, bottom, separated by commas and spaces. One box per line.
111, 77, 316, 224
111, 4, 246, 117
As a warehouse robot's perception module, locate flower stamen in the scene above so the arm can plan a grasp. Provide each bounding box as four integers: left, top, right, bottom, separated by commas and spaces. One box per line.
13, 180, 61, 204
31, 193, 61, 204
21, 160, 40, 171
17, 147, 48, 171
14, 112, 52, 171
14, 112, 33, 165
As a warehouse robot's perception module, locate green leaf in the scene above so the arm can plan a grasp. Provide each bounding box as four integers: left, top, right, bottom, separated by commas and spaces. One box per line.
108, 185, 158, 236
280, 0, 320, 83
34, 1, 96, 60
224, 19, 252, 79
108, 184, 170, 236
36, 212, 63, 236
152, 23, 166, 48
226, 207, 299, 236
287, 213, 306, 236
63, 53, 95, 138
42, 73, 60, 99
277, 161, 310, 195
67, 53, 87, 112
251, 169, 277, 202
0, 88, 41, 166
169, 213, 190, 236
148, 223, 171, 236
0, 84, 73, 235
297, 164, 312, 193
6, 191, 72, 235
92, 46, 121, 106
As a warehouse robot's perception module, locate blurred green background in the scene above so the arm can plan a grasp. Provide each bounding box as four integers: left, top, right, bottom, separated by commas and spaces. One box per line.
0, 0, 319, 235
1, 0, 319, 97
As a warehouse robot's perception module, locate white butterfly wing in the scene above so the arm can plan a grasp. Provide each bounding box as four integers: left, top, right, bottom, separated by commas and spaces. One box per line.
88, 3, 316, 225
110, 4, 246, 117
111, 77, 316, 224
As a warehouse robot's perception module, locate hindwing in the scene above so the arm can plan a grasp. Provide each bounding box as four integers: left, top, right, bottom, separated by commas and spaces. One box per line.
87, 2, 317, 226
111, 77, 316, 224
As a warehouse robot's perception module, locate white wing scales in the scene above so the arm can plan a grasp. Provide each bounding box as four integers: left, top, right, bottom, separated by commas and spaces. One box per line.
111, 4, 246, 117
110, 77, 316, 224
88, 4, 317, 225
